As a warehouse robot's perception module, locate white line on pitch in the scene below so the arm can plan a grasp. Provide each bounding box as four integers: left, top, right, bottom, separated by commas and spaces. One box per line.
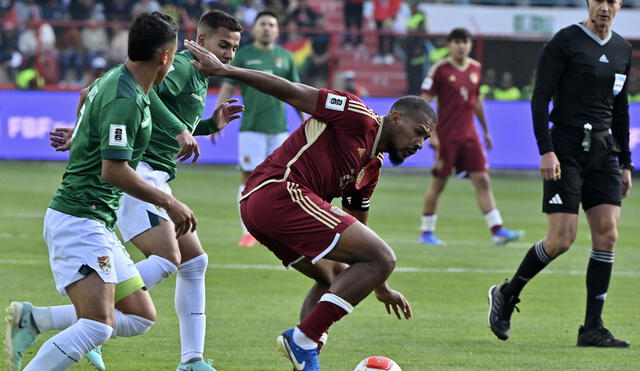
1, 260, 638, 276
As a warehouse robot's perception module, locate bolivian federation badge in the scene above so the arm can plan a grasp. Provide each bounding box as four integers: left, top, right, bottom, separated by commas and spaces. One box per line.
97, 256, 112, 275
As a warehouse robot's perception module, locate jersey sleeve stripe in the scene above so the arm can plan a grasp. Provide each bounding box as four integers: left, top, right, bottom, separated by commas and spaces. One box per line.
348, 101, 376, 115
101, 150, 132, 160
347, 107, 377, 119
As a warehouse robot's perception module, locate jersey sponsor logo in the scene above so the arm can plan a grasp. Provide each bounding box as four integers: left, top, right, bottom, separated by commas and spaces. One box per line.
421, 77, 433, 90
548, 193, 563, 205
97, 256, 112, 275
470, 72, 479, 84
598, 54, 609, 63
613, 74, 626, 96
325, 93, 347, 111
190, 93, 204, 102
246, 59, 262, 65
109, 124, 127, 146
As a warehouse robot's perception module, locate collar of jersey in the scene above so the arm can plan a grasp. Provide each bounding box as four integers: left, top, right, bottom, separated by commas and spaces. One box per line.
576, 23, 612, 46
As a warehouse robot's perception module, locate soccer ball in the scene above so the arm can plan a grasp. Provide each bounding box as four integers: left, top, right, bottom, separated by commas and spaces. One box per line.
354, 356, 402, 371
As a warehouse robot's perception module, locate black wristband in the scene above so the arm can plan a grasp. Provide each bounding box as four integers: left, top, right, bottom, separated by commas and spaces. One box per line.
341, 195, 370, 211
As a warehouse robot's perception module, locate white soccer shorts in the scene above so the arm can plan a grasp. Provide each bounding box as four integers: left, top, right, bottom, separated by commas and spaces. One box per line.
43, 208, 140, 297
238, 131, 288, 172
117, 161, 172, 242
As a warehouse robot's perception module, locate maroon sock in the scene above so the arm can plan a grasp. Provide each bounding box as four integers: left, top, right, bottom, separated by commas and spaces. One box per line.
491, 224, 502, 234
298, 301, 348, 343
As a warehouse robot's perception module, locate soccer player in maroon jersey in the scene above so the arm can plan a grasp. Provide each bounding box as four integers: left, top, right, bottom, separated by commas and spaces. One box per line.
184, 39, 434, 370
418, 28, 524, 246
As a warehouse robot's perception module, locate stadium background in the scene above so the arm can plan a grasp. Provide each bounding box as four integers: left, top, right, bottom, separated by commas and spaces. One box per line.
1, 0, 639, 370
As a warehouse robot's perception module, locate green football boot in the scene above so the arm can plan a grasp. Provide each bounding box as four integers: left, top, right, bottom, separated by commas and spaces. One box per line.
5, 301, 38, 371
177, 359, 217, 371
86, 345, 106, 370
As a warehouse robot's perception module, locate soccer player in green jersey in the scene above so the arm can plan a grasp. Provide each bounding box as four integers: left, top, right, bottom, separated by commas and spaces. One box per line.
5, 12, 198, 371
217, 10, 304, 247
46, 10, 243, 371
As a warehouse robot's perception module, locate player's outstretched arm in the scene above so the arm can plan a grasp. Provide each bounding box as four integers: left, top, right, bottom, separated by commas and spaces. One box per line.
102, 159, 197, 237
184, 39, 318, 115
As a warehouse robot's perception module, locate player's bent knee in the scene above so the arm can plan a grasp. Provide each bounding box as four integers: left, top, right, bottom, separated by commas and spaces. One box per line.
546, 237, 573, 256
116, 289, 157, 322
178, 253, 208, 279
115, 313, 155, 337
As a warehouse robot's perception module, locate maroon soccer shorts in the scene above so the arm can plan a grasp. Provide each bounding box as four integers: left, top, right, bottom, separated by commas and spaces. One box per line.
432, 137, 488, 177
240, 181, 357, 267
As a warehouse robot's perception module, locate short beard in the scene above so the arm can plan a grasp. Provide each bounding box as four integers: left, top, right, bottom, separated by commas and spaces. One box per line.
387, 141, 404, 166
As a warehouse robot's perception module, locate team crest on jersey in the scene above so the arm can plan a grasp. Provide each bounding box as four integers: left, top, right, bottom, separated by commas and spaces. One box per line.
275, 57, 283, 68
330, 206, 347, 217
356, 168, 365, 185
97, 256, 111, 275
449, 75, 457, 82
357, 147, 365, 158
325, 93, 346, 111
470, 73, 479, 84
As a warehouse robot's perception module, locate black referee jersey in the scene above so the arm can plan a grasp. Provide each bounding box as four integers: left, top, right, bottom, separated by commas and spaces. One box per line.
531, 23, 632, 168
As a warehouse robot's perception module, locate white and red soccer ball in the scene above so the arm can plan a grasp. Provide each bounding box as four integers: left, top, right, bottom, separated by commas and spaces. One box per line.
354, 356, 402, 371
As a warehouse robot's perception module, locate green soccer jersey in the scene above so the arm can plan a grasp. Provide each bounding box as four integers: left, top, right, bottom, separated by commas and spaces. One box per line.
49, 65, 152, 230
225, 44, 299, 134
143, 50, 219, 179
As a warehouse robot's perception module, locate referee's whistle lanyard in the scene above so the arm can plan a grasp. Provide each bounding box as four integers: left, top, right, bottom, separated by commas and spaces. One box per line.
581, 123, 592, 152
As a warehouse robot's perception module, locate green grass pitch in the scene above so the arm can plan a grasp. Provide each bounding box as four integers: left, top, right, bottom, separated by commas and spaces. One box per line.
1, 161, 638, 370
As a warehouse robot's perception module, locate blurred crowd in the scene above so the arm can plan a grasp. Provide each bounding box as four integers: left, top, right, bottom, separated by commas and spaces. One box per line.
425, 0, 640, 6
0, 0, 638, 101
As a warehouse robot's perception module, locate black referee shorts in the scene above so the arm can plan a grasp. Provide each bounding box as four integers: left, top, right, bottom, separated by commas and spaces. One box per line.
542, 128, 622, 214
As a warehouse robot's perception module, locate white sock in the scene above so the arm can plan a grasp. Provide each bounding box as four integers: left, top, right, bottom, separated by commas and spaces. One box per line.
484, 209, 503, 229
238, 185, 248, 234
136, 255, 178, 290
24, 318, 112, 371
421, 214, 437, 233
31, 305, 152, 339
175, 254, 208, 363
32, 305, 78, 333
293, 327, 318, 350
112, 310, 154, 338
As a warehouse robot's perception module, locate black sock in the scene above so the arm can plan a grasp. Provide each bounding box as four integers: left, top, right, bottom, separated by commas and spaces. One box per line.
502, 240, 553, 298
584, 250, 614, 329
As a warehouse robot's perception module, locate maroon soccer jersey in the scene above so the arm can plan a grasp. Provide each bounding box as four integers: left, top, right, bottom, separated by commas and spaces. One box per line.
421, 58, 482, 141
243, 89, 384, 202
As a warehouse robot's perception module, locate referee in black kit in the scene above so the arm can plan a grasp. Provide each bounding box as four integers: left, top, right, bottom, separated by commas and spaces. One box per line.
488, 0, 632, 347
